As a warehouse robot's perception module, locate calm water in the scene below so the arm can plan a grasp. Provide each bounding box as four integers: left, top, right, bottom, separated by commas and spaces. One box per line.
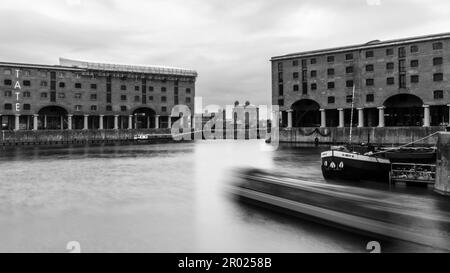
0, 140, 446, 253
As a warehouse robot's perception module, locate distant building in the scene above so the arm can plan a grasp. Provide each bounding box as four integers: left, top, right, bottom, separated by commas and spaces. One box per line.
271, 33, 450, 128
0, 58, 197, 130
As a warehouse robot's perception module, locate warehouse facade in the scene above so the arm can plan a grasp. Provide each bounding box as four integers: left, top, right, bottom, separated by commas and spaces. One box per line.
271, 33, 450, 129
0, 58, 197, 131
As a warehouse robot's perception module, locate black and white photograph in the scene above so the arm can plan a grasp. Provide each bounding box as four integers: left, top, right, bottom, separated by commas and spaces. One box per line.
0, 0, 450, 261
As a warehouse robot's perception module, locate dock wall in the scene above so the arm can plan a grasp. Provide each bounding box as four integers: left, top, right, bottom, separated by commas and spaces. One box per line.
435, 132, 450, 196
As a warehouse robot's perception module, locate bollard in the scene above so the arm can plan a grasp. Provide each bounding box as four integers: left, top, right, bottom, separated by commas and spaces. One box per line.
435, 132, 450, 196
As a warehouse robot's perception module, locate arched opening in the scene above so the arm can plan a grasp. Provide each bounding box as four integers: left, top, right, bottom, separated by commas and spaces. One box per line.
291, 99, 321, 127
133, 107, 156, 129
384, 94, 423, 126
38, 106, 68, 130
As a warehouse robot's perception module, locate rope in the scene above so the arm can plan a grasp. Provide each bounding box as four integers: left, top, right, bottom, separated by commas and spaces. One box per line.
370, 131, 440, 155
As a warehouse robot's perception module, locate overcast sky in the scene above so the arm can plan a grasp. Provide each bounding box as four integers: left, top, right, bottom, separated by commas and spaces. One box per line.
1, 0, 450, 109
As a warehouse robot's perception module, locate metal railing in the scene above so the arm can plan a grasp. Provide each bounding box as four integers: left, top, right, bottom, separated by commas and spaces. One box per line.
389, 163, 436, 184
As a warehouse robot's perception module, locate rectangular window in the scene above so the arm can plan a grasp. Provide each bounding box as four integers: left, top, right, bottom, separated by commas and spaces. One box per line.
23, 104, 31, 110
399, 74, 406, 88
134, 96, 140, 102
433, 42, 443, 50
346, 80, 354, 87
121, 95, 127, 101
4, 91, 12, 97
399, 60, 406, 72
90, 94, 97, 100
149, 96, 154, 101
345, 53, 353, 60
398, 47, 406, 58
161, 96, 167, 102
327, 82, 335, 89
310, 70, 317, 78
41, 81, 48, 87
346, 66, 354, 74
366, 94, 374, 102
346, 95, 353, 103
4, 79, 12, 86
59, 82, 65, 88
293, 72, 299, 79
186, 97, 191, 103
91, 105, 97, 111
327, 68, 335, 76
4, 103, 12, 110
310, 58, 316, 65
433, 57, 443, 66
277, 62, 283, 72
135, 86, 140, 91
278, 84, 284, 96
162, 106, 167, 112
186, 88, 191, 94
411, 75, 419, 83
311, 83, 317, 90
434, 73, 444, 81
293, 84, 299, 92
366, 79, 374, 86
386, 62, 394, 70
292, 60, 299, 66
22, 80, 31, 87
121, 106, 127, 112
161, 87, 167, 92
23, 91, 31, 98
410, 60, 419, 68
410, 45, 419, 53
327, 56, 335, 63
278, 99, 284, 106
149, 86, 154, 92
365, 64, 374, 72
91, 84, 97, 89
365, 50, 374, 58
106, 105, 112, 111
75, 83, 82, 89
328, 96, 335, 104
387, 77, 395, 85
302, 83, 308, 95
121, 85, 127, 91
386, 48, 394, 56
434, 90, 444, 100
41, 92, 48, 98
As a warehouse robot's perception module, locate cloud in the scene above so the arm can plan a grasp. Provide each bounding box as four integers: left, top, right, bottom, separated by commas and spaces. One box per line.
0, 0, 449, 108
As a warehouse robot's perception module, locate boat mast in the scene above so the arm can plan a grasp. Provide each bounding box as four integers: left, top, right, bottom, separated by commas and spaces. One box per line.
349, 85, 356, 145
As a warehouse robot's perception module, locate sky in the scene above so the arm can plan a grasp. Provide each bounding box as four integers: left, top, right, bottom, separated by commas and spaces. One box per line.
1, 0, 450, 110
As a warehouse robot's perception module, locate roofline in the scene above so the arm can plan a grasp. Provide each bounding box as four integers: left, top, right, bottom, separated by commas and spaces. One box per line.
0, 61, 84, 71
271, 32, 450, 61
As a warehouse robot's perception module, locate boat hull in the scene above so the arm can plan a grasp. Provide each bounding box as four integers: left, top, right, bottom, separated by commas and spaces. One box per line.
321, 150, 391, 182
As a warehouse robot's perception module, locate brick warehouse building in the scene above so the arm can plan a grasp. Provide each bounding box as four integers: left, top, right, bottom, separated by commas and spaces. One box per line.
0, 58, 197, 131
271, 33, 450, 129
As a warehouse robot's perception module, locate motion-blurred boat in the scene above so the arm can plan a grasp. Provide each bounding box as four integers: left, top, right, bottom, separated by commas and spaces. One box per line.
230, 169, 450, 251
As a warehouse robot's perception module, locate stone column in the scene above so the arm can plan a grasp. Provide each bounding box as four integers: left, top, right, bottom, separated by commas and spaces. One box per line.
320, 109, 326, 128
44, 115, 47, 129
435, 132, 450, 196
114, 115, 119, 130
84, 115, 89, 130
287, 110, 293, 128
378, 107, 385, 128
423, 105, 430, 127
33, 114, 38, 131
338, 108, 344, 128
67, 115, 73, 130
155, 115, 160, 129
168, 116, 172, 129
357, 108, 364, 128
14, 114, 20, 131
99, 115, 104, 130
128, 115, 133, 130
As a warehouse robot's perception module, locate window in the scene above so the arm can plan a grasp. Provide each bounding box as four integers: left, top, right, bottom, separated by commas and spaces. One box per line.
399, 60, 406, 72
346, 66, 354, 74
399, 74, 406, 88
293, 84, 299, 92
22, 80, 31, 87
278, 99, 284, 106
74, 93, 82, 99
433, 57, 443, 66
387, 77, 395, 85
434, 73, 443, 82
41, 92, 48, 98
149, 86, 154, 92
121, 85, 127, 91
398, 47, 406, 58
4, 69, 11, 75
4, 79, 12, 86
186, 97, 191, 103
327, 97, 335, 104
277, 62, 283, 71
327, 68, 335, 76
106, 105, 112, 111
346, 95, 353, 103
327, 82, 335, 89
75, 105, 82, 111
310, 58, 317, 65
410, 45, 419, 53
161, 96, 167, 102
366, 94, 374, 102
278, 84, 284, 96
292, 60, 299, 66
121, 106, 127, 112
365, 51, 374, 58
410, 60, 419, 68
121, 95, 127, 101
58, 93, 65, 99
90, 94, 97, 100
135, 86, 140, 91
41, 81, 48, 87
4, 103, 12, 110
186, 88, 191, 94
346, 80, 354, 87
311, 83, 317, 90
161, 87, 167, 92
278, 72, 283, 83
386, 62, 394, 70
91, 105, 97, 111
434, 90, 444, 100
327, 56, 335, 63
149, 96, 154, 101
23, 104, 31, 111
59, 82, 65, 88
293, 72, 299, 79
4, 90, 12, 97
433, 42, 443, 50
91, 84, 97, 89
134, 96, 140, 102
345, 53, 353, 60
386, 48, 394, 56
411, 75, 419, 83
365, 64, 374, 72
23, 91, 31, 98
162, 106, 168, 112
366, 79, 374, 86
75, 83, 82, 89
310, 70, 317, 78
